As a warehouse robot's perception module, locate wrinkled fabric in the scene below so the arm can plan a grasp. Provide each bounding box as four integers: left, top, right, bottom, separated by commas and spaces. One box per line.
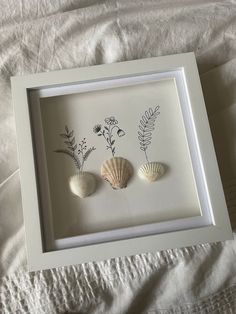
0, 0, 236, 313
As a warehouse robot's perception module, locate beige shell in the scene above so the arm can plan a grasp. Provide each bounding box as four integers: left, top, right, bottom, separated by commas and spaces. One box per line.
69, 172, 96, 198
138, 162, 165, 182
101, 157, 133, 189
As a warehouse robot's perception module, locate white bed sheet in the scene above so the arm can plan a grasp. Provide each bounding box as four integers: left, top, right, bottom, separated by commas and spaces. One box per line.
1, 0, 236, 312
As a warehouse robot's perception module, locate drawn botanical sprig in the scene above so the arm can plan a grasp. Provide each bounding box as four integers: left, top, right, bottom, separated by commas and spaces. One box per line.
54, 125, 96, 171
93, 116, 125, 157
138, 106, 160, 163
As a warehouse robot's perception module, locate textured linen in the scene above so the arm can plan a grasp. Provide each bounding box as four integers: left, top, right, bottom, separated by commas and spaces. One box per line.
1, 0, 236, 313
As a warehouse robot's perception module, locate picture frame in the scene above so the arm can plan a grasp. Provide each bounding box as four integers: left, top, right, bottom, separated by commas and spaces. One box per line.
11, 52, 233, 271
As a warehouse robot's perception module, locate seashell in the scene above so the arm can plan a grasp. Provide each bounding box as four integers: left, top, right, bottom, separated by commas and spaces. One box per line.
101, 157, 133, 189
69, 172, 96, 198
138, 162, 165, 182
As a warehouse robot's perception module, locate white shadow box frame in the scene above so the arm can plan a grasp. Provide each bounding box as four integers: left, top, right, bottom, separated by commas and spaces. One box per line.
11, 52, 233, 271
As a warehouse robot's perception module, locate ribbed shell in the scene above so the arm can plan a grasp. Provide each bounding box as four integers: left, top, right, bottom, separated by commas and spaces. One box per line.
138, 162, 165, 182
101, 157, 133, 189
69, 172, 96, 198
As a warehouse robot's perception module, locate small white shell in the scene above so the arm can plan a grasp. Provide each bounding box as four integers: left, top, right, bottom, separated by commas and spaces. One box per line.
138, 162, 165, 182
69, 172, 96, 198
101, 157, 133, 189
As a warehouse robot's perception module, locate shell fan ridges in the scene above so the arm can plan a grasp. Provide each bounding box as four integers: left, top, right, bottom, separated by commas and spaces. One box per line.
101, 157, 133, 189
138, 162, 165, 182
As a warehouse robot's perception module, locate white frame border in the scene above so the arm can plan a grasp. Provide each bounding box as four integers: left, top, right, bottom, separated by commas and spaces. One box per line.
11, 52, 233, 271
30, 70, 211, 250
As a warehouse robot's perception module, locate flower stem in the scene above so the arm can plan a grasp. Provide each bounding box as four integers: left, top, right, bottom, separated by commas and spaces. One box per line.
144, 149, 149, 163
108, 125, 115, 157
81, 144, 84, 171
101, 131, 113, 156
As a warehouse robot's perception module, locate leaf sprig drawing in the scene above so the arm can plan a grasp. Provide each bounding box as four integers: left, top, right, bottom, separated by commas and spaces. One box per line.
138, 106, 160, 162
93, 116, 126, 157
54, 125, 96, 171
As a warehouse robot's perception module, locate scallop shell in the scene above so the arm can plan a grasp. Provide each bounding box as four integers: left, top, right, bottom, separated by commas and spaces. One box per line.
101, 157, 133, 189
69, 172, 96, 198
138, 162, 165, 182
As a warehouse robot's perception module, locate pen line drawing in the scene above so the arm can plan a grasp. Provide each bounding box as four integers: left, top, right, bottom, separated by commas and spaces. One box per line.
54, 125, 96, 171
138, 106, 160, 163
93, 116, 126, 157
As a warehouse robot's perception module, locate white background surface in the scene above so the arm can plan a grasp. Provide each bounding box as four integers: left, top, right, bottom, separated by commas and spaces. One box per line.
40, 79, 200, 239
1, 1, 236, 313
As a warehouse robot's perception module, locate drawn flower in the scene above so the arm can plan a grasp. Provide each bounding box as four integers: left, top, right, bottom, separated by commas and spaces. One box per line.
94, 116, 125, 157
117, 128, 125, 137
105, 116, 118, 125
93, 124, 102, 133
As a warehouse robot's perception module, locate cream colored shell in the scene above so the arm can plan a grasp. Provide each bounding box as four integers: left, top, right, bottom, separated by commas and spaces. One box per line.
138, 162, 165, 182
69, 172, 96, 198
101, 157, 133, 189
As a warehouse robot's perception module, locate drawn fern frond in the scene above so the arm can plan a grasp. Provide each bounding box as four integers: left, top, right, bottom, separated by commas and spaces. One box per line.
138, 106, 160, 153
55, 125, 96, 171
83, 147, 96, 162
54, 149, 81, 170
